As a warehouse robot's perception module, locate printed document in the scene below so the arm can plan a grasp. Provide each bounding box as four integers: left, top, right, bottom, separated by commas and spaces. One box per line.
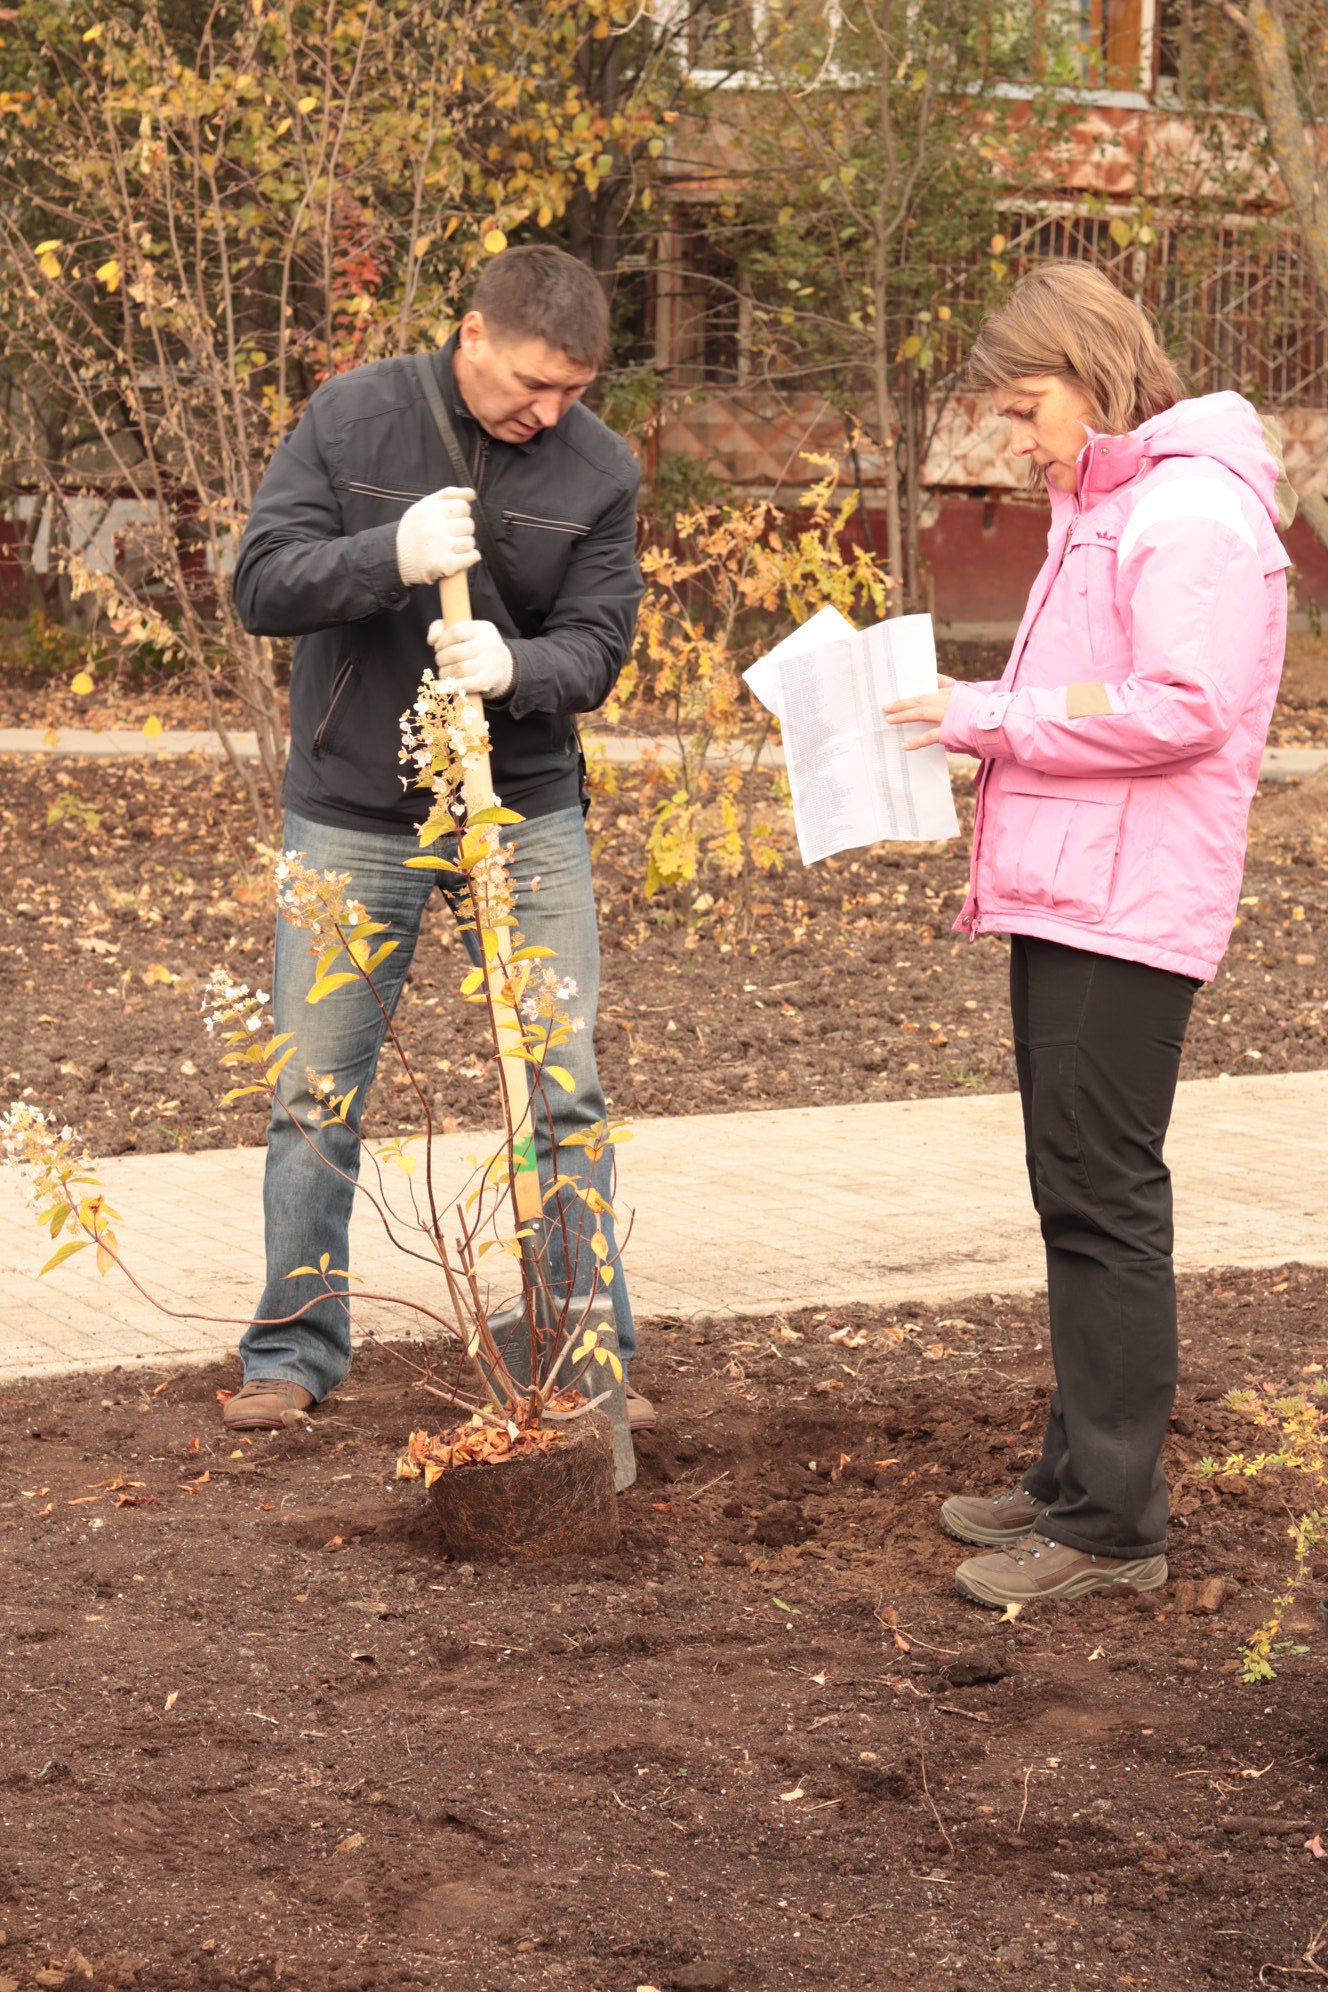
744, 608, 959, 863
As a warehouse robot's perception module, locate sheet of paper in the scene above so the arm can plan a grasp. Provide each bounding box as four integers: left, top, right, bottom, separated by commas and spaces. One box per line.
744, 612, 959, 863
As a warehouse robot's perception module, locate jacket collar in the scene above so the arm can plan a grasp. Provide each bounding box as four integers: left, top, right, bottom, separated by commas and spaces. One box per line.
1075, 427, 1148, 504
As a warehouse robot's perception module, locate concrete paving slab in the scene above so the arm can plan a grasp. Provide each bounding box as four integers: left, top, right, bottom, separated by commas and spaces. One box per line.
2, 1070, 1324, 1384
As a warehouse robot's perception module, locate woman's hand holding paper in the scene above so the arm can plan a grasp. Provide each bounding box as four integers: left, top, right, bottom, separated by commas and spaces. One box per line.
882, 673, 956, 750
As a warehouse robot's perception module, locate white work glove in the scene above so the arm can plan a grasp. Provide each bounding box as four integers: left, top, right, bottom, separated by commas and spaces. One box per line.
426, 617, 515, 700
396, 486, 481, 588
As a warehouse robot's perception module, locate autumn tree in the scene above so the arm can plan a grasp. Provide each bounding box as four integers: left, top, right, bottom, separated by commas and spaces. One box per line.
1193, 0, 1328, 546
677, 0, 1075, 609
0, 0, 679, 823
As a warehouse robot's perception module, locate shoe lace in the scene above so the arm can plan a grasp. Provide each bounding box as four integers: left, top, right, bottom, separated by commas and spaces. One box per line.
1002, 1531, 1051, 1566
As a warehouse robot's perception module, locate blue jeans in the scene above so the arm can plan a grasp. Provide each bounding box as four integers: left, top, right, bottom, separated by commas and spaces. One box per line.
240, 804, 635, 1399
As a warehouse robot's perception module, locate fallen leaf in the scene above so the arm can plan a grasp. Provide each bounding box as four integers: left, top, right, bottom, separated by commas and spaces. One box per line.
164, 1690, 178, 1711
921, 1343, 945, 1361
999, 1602, 1023, 1624
779, 1784, 805, 1803
335, 1832, 365, 1854
1306, 1834, 1327, 1859
1088, 1644, 1105, 1661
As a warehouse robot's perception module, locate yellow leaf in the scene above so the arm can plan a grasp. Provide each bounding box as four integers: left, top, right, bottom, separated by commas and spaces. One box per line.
164, 1690, 178, 1710
70, 671, 95, 696
142, 715, 163, 739
297, 94, 317, 112
542, 1064, 575, 1093
39, 1238, 88, 1276
82, 22, 104, 39
39, 251, 60, 279
989, 233, 1006, 255
483, 228, 508, 254
96, 257, 121, 292
43, 728, 60, 747
335, 1832, 365, 1855
306, 971, 360, 1003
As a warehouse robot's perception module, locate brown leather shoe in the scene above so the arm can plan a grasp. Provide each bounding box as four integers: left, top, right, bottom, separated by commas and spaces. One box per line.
222, 1378, 316, 1432
940, 1483, 1048, 1547
955, 1531, 1167, 1608
625, 1386, 657, 1433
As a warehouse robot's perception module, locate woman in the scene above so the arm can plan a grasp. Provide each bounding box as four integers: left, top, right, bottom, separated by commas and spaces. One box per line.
885, 260, 1291, 1608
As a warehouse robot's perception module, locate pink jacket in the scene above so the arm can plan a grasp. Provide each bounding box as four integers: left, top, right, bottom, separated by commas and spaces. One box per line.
940, 393, 1289, 982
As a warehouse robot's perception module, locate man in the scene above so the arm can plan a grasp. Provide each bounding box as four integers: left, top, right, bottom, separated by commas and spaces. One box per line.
227, 244, 648, 1434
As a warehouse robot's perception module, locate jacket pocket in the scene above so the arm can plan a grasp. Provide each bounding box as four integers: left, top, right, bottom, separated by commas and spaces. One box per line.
312, 657, 357, 760
989, 766, 1129, 924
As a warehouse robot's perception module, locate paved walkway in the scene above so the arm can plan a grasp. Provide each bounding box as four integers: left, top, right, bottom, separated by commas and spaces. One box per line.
1, 724, 1325, 782
2, 1071, 1324, 1383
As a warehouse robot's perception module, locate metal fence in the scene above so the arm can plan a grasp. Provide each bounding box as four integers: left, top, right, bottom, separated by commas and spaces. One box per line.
1008, 208, 1328, 408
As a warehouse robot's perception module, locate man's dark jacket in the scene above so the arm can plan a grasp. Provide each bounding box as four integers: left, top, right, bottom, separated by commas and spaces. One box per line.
233, 336, 643, 832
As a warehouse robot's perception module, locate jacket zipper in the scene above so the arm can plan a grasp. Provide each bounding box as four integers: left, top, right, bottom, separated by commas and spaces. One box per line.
471, 433, 489, 496
502, 508, 589, 537
312, 658, 355, 758
963, 515, 1076, 937
343, 479, 425, 503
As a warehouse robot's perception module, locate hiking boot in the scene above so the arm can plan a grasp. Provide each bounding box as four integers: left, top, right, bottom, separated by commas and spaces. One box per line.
940, 1483, 1048, 1547
223, 1378, 316, 1432
625, 1386, 657, 1434
955, 1531, 1167, 1609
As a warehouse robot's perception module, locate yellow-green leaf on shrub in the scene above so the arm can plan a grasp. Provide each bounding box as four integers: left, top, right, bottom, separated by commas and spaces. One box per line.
40, 1237, 88, 1276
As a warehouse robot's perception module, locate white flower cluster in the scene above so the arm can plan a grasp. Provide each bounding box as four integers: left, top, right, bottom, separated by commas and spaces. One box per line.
0, 1101, 80, 1207
398, 670, 490, 808
272, 852, 367, 946
201, 967, 271, 1039
518, 967, 586, 1033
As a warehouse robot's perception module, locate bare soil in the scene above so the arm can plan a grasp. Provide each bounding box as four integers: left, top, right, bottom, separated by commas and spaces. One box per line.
1, 1264, 1326, 1990
0, 745, 1325, 1156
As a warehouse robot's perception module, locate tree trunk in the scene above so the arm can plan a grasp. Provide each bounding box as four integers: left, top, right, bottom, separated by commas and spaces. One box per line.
1214, 0, 1328, 551
871, 241, 905, 609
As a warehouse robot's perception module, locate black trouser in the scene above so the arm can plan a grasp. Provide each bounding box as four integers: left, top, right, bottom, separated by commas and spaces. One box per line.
1010, 936, 1198, 1558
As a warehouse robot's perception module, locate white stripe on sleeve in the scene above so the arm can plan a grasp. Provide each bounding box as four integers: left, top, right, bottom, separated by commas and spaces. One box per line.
1117, 475, 1259, 568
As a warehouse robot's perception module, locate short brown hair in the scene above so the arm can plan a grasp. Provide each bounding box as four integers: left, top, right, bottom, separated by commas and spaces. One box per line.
965, 259, 1184, 434
471, 245, 611, 368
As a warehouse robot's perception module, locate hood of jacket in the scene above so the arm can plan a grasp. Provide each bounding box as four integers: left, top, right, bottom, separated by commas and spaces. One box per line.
1075, 391, 1286, 528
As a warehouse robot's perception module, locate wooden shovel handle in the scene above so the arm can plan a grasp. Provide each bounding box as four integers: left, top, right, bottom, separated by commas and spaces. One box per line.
436, 568, 544, 1229
438, 569, 495, 814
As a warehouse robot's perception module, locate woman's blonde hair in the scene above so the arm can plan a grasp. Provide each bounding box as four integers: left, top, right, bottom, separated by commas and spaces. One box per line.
965, 259, 1184, 434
